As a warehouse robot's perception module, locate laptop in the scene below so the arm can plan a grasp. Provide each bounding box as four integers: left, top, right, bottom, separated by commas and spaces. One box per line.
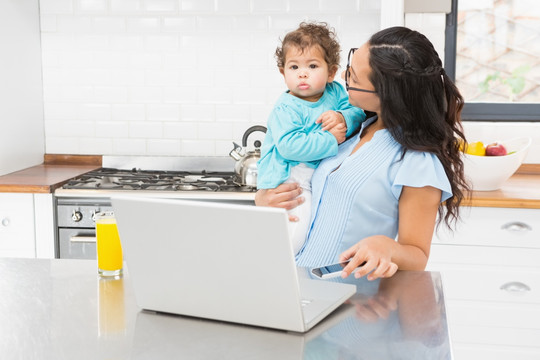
111, 196, 356, 333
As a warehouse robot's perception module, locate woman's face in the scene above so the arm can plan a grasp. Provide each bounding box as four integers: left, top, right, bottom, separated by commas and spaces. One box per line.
341, 43, 381, 113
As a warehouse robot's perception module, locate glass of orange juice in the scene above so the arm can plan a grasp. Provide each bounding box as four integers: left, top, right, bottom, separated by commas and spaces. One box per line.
95, 211, 123, 278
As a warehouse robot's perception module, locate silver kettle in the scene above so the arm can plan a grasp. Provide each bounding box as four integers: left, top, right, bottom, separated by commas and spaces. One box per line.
229, 125, 267, 187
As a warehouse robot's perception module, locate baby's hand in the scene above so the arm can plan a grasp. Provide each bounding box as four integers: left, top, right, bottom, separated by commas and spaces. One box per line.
329, 123, 346, 144
316, 111, 346, 131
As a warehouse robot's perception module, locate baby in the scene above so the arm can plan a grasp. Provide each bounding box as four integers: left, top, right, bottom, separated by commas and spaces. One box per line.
257, 22, 366, 255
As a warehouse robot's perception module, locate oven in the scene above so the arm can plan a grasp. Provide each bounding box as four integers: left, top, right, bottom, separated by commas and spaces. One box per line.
56, 197, 113, 259
54, 165, 256, 259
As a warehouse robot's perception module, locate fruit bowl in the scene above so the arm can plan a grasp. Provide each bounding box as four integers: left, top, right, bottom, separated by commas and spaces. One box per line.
463, 137, 532, 191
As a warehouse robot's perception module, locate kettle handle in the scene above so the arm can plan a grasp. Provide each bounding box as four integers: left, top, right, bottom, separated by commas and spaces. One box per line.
242, 125, 267, 147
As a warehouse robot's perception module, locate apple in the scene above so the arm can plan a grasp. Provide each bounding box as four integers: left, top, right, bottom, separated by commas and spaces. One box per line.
485, 142, 507, 156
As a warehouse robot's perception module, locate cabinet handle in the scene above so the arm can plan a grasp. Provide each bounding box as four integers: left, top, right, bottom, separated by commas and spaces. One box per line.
500, 281, 531, 293
70, 235, 96, 243
501, 221, 532, 233
1, 218, 9, 227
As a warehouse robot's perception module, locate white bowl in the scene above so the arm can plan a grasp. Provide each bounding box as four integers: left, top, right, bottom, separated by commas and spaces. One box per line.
463, 137, 532, 191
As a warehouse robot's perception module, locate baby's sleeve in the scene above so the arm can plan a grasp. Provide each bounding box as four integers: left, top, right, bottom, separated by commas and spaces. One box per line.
390, 151, 453, 202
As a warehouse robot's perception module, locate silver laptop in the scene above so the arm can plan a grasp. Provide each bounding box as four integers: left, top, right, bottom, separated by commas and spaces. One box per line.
111, 196, 356, 333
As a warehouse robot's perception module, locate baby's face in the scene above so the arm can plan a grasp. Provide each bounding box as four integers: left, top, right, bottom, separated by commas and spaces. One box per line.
280, 45, 335, 102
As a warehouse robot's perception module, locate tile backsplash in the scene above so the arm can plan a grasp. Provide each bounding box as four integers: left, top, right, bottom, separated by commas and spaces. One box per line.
40, 0, 381, 156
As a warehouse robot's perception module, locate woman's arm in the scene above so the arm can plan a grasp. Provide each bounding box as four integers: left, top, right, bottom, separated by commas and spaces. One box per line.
340, 185, 441, 280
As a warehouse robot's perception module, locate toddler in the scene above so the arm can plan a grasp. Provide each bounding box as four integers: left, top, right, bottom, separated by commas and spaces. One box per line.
257, 22, 366, 255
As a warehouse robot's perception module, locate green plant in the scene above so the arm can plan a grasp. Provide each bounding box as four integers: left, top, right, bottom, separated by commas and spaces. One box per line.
480, 65, 531, 101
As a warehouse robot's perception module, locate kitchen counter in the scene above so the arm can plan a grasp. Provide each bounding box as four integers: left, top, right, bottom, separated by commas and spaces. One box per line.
0, 155, 539, 208
0, 155, 101, 193
1, 258, 452, 360
463, 166, 540, 208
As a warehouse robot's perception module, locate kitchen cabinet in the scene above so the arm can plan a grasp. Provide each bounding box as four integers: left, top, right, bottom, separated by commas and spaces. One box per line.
0, 0, 45, 176
0, 193, 35, 257
427, 207, 540, 270
427, 206, 540, 359
0, 193, 55, 258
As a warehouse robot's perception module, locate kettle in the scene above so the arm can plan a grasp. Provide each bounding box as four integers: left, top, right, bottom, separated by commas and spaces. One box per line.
229, 125, 267, 187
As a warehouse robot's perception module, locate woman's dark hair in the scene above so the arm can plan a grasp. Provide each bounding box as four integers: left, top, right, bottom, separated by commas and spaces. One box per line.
275, 21, 340, 70
367, 26, 469, 227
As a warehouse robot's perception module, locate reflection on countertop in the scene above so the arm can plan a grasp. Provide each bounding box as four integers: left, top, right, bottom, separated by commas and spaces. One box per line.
0, 258, 450, 360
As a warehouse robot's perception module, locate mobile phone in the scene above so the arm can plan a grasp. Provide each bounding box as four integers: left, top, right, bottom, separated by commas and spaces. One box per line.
310, 260, 365, 279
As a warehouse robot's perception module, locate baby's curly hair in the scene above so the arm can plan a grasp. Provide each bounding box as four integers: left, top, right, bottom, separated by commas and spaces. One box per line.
275, 21, 340, 70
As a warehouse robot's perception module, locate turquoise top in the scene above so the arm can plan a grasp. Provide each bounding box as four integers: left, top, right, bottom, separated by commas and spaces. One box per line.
257, 81, 366, 189
296, 116, 453, 267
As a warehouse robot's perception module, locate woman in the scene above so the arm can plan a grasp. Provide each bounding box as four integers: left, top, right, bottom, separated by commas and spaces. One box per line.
255, 26, 468, 280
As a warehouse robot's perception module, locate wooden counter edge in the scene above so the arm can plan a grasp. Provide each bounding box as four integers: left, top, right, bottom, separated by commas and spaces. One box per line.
516, 163, 540, 175
0, 155, 102, 194
463, 198, 540, 209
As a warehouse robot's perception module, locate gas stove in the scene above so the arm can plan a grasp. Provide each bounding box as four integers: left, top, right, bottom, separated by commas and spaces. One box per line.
61, 167, 255, 192
54, 165, 256, 260
55, 167, 257, 201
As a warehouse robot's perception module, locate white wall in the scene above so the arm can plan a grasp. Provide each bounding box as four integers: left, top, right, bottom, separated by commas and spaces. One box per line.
39, 0, 381, 157
0, 0, 45, 176
38, 0, 540, 163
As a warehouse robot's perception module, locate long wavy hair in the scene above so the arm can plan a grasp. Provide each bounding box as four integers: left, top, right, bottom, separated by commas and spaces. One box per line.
367, 26, 469, 227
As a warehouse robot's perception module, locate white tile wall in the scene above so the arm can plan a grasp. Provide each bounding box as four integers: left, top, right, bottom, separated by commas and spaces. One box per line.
40, 0, 381, 156
40, 1, 538, 163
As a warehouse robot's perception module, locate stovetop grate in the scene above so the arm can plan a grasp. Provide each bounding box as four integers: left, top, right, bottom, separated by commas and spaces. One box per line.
62, 168, 256, 192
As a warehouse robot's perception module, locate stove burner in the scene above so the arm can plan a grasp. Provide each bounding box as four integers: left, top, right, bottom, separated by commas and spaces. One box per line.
62, 168, 256, 193
176, 184, 201, 191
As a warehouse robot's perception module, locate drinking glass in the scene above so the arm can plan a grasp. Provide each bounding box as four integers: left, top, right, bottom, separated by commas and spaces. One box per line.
95, 211, 123, 278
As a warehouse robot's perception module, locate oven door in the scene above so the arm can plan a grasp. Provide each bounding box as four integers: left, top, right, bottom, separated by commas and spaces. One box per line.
58, 228, 97, 259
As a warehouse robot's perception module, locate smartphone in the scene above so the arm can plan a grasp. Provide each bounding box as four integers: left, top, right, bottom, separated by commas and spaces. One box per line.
310, 260, 366, 279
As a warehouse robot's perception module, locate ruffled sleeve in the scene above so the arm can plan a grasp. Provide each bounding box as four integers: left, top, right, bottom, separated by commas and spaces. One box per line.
390, 151, 453, 202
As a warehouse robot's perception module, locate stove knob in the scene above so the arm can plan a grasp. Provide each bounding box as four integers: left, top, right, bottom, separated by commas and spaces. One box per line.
72, 210, 83, 222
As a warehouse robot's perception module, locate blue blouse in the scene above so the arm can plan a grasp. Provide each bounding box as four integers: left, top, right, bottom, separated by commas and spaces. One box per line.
296, 117, 453, 267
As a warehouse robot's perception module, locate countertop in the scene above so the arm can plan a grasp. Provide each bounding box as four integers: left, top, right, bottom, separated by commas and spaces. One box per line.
0, 155, 101, 193
0, 258, 451, 360
0, 155, 539, 208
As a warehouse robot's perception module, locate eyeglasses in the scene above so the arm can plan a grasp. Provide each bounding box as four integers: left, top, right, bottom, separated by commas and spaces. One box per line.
345, 48, 377, 94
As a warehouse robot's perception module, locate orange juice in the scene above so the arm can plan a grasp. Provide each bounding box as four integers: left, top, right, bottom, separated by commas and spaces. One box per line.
95, 213, 123, 277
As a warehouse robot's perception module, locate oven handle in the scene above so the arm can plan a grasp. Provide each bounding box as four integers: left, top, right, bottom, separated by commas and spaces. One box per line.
70, 235, 97, 243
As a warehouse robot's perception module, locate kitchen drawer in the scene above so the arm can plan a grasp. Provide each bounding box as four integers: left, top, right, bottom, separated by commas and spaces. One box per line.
441, 269, 540, 303
447, 300, 540, 330
452, 344, 540, 360
427, 244, 540, 270
449, 325, 540, 355
433, 207, 540, 248
0, 193, 35, 257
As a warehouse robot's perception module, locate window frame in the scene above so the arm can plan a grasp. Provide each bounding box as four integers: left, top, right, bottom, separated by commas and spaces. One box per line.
444, 0, 540, 122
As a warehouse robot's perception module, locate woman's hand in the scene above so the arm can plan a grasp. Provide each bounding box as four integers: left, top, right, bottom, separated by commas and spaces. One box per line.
339, 235, 399, 281
254, 183, 304, 221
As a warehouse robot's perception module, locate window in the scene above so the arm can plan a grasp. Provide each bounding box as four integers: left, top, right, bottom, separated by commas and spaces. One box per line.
445, 0, 540, 121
